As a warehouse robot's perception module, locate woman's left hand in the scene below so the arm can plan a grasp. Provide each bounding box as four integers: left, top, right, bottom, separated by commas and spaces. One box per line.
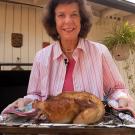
118, 98, 128, 108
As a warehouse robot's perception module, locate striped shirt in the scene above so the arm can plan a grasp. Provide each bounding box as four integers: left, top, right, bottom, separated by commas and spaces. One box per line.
24, 38, 129, 101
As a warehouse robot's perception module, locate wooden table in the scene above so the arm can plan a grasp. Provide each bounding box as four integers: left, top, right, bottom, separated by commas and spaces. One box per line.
0, 63, 32, 70
0, 125, 135, 135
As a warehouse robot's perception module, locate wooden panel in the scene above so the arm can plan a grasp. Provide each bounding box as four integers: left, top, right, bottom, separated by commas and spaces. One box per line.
42, 14, 50, 43
28, 7, 36, 63
0, 2, 50, 66
12, 4, 21, 63
0, 2, 6, 69
21, 5, 29, 70
0, 2, 50, 70
42, 26, 50, 43
4, 3, 13, 70
35, 7, 42, 51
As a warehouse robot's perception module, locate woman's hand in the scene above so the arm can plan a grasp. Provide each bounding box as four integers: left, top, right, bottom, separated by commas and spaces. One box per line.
16, 98, 33, 110
1, 98, 33, 115
118, 98, 128, 108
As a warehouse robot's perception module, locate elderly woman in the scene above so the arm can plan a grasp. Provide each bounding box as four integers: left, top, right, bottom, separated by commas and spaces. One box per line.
2, 0, 133, 118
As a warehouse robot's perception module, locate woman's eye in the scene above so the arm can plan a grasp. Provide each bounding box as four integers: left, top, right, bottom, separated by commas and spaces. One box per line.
73, 14, 77, 16
58, 14, 65, 18
71, 13, 79, 17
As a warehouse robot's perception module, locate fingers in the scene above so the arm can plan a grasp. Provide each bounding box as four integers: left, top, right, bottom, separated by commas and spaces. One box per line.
17, 98, 33, 111
17, 98, 25, 110
118, 98, 128, 108
1, 98, 33, 115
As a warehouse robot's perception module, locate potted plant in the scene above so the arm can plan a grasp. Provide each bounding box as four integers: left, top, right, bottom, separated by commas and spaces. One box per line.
103, 21, 135, 61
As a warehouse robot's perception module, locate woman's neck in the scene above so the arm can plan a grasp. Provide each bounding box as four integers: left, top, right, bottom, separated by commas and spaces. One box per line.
60, 39, 79, 59
60, 39, 78, 53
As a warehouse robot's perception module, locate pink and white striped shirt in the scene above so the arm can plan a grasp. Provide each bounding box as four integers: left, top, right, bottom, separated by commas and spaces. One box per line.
25, 38, 129, 101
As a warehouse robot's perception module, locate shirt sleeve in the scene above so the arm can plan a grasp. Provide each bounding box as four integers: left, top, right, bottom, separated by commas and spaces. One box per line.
24, 53, 41, 100
102, 46, 129, 100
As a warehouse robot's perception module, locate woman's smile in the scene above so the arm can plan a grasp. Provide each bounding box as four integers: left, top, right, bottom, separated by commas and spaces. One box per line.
62, 27, 76, 33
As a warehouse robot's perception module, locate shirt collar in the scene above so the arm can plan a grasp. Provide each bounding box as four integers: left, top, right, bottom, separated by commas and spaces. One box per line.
53, 38, 87, 60
53, 41, 63, 60
76, 38, 87, 53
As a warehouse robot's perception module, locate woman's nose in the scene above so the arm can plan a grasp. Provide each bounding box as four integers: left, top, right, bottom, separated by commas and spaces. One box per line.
64, 15, 72, 23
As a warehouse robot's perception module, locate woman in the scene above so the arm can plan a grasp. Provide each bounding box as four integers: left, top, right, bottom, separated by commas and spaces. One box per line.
2, 0, 132, 114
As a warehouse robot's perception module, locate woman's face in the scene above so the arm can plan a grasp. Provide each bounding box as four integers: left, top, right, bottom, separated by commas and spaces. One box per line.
55, 3, 81, 41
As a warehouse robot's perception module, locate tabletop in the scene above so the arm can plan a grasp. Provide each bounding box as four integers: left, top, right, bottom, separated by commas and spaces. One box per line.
0, 124, 135, 135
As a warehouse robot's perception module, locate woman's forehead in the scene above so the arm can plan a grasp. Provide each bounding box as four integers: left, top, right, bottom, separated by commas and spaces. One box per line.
55, 3, 79, 13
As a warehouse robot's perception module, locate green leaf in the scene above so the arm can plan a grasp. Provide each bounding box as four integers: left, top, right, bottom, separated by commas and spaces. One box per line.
103, 21, 135, 50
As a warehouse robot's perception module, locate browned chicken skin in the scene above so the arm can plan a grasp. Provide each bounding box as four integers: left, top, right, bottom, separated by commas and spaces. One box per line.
32, 92, 105, 124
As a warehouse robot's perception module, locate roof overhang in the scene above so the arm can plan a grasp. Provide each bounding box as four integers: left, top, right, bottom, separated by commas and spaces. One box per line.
89, 0, 135, 13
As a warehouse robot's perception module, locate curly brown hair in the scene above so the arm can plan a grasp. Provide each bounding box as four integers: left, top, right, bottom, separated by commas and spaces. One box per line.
42, 0, 93, 41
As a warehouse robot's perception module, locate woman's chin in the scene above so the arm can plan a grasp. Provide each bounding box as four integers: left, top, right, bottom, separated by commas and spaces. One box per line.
61, 36, 78, 41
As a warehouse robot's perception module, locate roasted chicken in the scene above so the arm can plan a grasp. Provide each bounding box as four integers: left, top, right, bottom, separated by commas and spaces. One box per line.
32, 92, 105, 124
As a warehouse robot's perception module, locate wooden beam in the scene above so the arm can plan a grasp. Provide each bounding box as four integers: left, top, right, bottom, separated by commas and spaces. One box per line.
33, 0, 47, 5
0, 0, 43, 8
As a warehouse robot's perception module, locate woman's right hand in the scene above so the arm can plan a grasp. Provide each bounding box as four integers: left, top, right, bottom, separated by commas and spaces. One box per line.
1, 98, 33, 115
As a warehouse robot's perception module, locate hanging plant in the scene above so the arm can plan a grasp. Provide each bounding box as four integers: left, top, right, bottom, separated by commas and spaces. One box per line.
103, 22, 135, 61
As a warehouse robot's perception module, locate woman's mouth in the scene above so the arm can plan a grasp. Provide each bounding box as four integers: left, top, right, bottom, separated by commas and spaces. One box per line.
63, 28, 75, 33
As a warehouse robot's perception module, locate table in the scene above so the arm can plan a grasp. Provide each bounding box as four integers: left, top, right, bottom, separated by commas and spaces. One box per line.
0, 125, 135, 135
0, 63, 32, 70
